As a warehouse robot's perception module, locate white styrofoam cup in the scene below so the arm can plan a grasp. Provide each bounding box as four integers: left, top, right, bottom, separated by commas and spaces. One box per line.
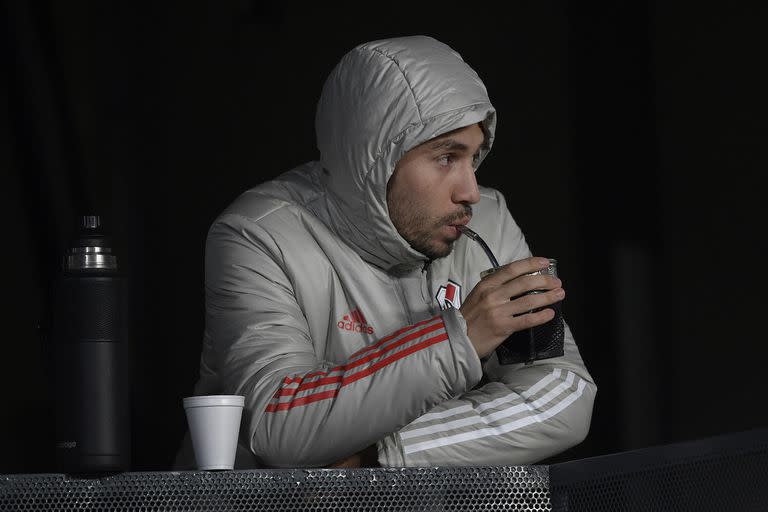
183, 395, 244, 470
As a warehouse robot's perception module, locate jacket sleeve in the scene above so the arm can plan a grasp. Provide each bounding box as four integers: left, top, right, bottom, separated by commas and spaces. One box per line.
377, 190, 597, 466
203, 215, 482, 468
377, 320, 596, 466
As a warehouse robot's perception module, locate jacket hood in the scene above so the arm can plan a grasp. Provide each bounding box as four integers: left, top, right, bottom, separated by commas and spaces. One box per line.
315, 35, 497, 272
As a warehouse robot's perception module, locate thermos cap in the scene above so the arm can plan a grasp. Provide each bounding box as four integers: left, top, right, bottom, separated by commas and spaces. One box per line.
65, 250, 117, 270
63, 215, 119, 270
82, 215, 101, 229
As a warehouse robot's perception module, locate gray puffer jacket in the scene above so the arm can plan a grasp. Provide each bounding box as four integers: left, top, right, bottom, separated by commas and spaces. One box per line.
180, 35, 596, 468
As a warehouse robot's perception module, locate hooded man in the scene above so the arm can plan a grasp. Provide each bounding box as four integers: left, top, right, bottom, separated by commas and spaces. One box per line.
177, 35, 596, 468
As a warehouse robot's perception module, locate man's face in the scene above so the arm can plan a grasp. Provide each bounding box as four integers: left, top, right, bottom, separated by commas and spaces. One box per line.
387, 123, 484, 260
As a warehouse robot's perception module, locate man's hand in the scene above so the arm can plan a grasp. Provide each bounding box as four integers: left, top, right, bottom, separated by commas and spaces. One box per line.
459, 257, 565, 359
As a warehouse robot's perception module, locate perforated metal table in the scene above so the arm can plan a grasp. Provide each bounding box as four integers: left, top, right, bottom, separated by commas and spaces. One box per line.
2, 428, 767, 511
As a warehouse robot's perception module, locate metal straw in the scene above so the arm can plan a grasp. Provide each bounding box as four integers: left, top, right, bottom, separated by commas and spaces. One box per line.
455, 225, 500, 269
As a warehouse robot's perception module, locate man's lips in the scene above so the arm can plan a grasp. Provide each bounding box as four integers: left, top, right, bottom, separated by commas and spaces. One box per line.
444, 217, 472, 238
448, 217, 472, 228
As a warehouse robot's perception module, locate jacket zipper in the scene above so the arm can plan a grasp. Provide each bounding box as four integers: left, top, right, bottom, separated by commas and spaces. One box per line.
392, 260, 434, 325
422, 259, 436, 313
392, 277, 414, 325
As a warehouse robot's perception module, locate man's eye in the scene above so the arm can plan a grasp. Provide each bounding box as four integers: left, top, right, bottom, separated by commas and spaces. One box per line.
437, 155, 454, 166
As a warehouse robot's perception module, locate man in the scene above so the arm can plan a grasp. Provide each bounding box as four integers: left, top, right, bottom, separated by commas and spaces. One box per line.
177, 35, 596, 469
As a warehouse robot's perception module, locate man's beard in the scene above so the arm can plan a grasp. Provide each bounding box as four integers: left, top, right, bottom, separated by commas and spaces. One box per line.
397, 204, 473, 260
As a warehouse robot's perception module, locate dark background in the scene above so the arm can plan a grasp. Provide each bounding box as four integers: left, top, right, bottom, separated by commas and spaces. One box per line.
2, 1, 767, 473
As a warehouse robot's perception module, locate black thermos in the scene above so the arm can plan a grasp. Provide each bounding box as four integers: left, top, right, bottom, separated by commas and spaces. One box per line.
51, 215, 130, 473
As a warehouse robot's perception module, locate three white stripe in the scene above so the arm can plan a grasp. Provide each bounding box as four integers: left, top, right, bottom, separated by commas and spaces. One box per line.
408, 368, 564, 426
401, 368, 586, 455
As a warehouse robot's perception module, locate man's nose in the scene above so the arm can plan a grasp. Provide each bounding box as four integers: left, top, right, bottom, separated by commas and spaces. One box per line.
453, 164, 481, 205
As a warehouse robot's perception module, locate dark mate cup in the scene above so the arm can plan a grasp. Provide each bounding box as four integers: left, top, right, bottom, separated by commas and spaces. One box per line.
481, 259, 565, 365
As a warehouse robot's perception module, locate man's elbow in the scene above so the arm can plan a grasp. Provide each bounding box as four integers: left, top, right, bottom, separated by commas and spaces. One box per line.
249, 427, 341, 468
562, 380, 597, 450
250, 434, 322, 468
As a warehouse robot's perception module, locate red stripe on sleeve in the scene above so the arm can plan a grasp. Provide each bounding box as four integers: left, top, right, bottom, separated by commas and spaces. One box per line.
281, 368, 329, 385
349, 316, 441, 360
274, 320, 445, 398
265, 330, 449, 412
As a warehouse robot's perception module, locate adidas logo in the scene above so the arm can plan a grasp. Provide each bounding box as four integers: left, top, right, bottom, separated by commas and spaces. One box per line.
337, 308, 374, 334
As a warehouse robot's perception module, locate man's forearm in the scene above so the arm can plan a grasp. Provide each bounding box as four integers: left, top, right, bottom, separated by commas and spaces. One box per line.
248, 311, 482, 467
377, 323, 596, 467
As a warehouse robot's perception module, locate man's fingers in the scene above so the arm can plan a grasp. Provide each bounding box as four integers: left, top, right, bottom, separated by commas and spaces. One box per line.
506, 287, 564, 317
506, 274, 561, 300
496, 303, 556, 333
513, 307, 556, 330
